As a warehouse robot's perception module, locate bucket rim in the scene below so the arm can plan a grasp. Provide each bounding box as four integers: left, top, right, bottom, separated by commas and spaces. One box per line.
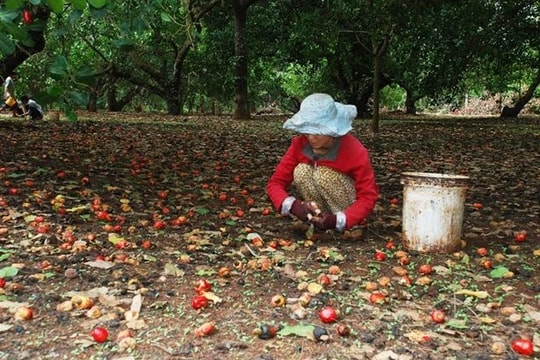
400, 172, 470, 187
400, 172, 470, 180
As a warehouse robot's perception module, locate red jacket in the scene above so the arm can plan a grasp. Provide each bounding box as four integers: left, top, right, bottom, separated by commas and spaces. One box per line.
266, 134, 379, 229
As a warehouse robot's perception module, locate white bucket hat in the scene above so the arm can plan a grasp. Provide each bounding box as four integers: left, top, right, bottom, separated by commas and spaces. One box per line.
283, 93, 357, 137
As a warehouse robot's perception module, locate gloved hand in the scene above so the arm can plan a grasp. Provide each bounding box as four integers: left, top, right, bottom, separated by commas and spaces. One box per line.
289, 200, 313, 222
311, 213, 337, 230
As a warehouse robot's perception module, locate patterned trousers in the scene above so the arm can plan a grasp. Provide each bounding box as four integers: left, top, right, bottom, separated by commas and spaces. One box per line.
293, 163, 356, 214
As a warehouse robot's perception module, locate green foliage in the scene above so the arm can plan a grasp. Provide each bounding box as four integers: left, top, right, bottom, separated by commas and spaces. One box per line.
4, 0, 105, 11
0, 33, 16, 55
380, 85, 406, 111
3, 0, 540, 118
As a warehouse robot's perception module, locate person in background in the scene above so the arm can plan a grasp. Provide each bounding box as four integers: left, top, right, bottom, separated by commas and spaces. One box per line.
18, 95, 44, 120
3, 71, 16, 99
266, 93, 379, 236
2, 71, 19, 116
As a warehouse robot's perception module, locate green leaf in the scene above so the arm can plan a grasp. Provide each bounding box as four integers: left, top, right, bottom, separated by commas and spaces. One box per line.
225, 220, 236, 226
107, 233, 124, 245
87, 0, 106, 8
163, 263, 184, 277
66, 205, 89, 213
74, 65, 96, 79
142, 254, 157, 262
112, 38, 136, 51
5, 0, 24, 10
195, 269, 215, 276
195, 207, 210, 215
305, 224, 314, 239
0, 250, 13, 262
0, 266, 19, 278
64, 107, 78, 121
0, 33, 16, 56
490, 266, 510, 279
50, 56, 69, 79
46, 0, 65, 13
45, 84, 64, 98
160, 12, 172, 22
70, 0, 86, 10
24, 215, 37, 223
7, 172, 26, 179
278, 323, 314, 337
445, 319, 469, 329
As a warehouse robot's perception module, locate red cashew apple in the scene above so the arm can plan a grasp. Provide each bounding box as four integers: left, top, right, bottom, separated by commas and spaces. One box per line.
319, 306, 338, 323
91, 326, 108, 343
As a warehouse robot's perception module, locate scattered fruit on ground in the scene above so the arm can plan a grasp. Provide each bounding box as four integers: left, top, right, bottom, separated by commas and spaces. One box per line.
91, 327, 108, 343
430, 309, 446, 324
191, 295, 209, 310
511, 338, 534, 356
319, 306, 338, 323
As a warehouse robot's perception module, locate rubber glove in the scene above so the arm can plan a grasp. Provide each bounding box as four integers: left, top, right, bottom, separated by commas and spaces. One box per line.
311, 213, 337, 230
289, 200, 313, 222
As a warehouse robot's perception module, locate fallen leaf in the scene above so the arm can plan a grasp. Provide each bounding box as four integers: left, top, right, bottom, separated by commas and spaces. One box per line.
163, 263, 185, 277
85, 260, 116, 269
108, 233, 126, 245
131, 294, 143, 314
126, 318, 146, 330
277, 323, 327, 342
404, 330, 435, 342
202, 291, 222, 304
306, 282, 323, 295
0, 266, 19, 278
489, 266, 510, 279
64, 287, 109, 299
455, 289, 489, 298
478, 316, 497, 324
445, 318, 470, 329
0, 323, 13, 332
0, 300, 29, 312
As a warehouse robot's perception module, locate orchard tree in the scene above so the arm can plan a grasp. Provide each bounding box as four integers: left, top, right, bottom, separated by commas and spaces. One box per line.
481, 0, 540, 117
231, 0, 259, 119
108, 0, 222, 115
386, 1, 487, 114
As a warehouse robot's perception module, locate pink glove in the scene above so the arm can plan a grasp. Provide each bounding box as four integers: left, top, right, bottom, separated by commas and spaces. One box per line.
311, 213, 337, 230
289, 200, 313, 222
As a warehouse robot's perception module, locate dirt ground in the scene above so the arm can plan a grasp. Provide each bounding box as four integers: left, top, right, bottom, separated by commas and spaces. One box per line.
0, 113, 538, 360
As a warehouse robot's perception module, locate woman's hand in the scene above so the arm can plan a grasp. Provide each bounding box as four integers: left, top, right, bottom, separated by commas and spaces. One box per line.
311, 213, 337, 230
290, 200, 317, 221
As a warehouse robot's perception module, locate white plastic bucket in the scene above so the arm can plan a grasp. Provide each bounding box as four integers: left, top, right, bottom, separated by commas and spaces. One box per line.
400, 172, 469, 253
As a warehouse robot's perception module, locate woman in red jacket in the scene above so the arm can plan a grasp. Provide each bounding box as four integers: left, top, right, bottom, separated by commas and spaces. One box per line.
266, 93, 379, 233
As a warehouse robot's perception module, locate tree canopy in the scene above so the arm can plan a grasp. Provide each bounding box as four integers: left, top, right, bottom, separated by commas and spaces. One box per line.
1, 0, 539, 127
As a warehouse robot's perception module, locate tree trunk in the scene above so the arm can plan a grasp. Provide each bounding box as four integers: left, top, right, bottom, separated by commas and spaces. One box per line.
113, 87, 141, 112
500, 68, 540, 118
370, 35, 391, 134
88, 77, 107, 112
405, 89, 417, 114
371, 52, 382, 134
165, 86, 183, 115
232, 0, 257, 120
87, 92, 98, 112
355, 88, 373, 118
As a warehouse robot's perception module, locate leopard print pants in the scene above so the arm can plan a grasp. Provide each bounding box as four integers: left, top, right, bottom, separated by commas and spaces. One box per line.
293, 163, 356, 213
